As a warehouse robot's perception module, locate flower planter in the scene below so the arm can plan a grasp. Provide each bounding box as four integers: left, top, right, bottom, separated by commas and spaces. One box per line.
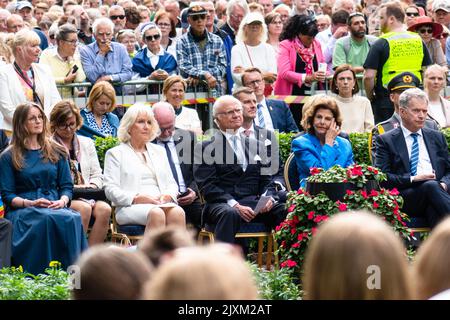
306, 180, 380, 202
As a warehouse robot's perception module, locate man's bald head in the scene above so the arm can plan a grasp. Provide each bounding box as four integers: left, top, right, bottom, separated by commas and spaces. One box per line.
153, 102, 176, 140
7, 14, 24, 33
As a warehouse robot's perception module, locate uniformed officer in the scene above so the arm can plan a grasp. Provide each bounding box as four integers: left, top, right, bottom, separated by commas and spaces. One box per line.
369, 71, 439, 163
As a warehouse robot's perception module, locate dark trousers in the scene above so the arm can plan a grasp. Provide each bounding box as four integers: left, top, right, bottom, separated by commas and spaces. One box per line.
372, 95, 394, 124
204, 200, 287, 243
182, 198, 203, 231
0, 218, 12, 268
401, 180, 450, 228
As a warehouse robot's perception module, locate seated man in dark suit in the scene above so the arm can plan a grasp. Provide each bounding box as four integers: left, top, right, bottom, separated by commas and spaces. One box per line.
194, 95, 287, 243
0, 217, 12, 268
375, 88, 450, 228
242, 67, 299, 133
370, 72, 439, 163
152, 102, 202, 231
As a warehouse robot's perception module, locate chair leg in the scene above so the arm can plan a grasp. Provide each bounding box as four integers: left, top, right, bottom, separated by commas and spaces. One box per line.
273, 234, 279, 269
266, 234, 273, 270
257, 237, 264, 268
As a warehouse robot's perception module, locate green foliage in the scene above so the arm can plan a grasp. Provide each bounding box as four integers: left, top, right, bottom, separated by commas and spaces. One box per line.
275, 132, 297, 164
349, 132, 371, 165
0, 263, 70, 300
94, 136, 120, 168
250, 263, 301, 300
442, 128, 450, 152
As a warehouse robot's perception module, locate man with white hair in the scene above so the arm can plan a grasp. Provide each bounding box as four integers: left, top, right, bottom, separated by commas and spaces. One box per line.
291, 0, 314, 17
375, 88, 450, 228
257, 0, 274, 16
220, 0, 249, 45
0, 8, 11, 32
79, 17, 132, 93
332, 0, 355, 14
194, 95, 287, 243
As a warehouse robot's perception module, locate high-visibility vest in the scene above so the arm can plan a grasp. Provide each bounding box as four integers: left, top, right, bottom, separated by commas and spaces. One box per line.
379, 31, 424, 88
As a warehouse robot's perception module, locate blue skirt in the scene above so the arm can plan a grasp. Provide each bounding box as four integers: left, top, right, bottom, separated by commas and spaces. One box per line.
6, 207, 88, 275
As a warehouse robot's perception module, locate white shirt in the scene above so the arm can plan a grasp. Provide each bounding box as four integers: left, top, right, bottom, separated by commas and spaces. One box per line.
156, 137, 187, 193
401, 125, 433, 177
428, 101, 446, 128
257, 98, 275, 131
146, 46, 165, 69
238, 124, 256, 140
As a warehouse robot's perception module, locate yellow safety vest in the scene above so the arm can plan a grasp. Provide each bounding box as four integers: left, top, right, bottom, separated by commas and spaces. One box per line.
379, 31, 424, 88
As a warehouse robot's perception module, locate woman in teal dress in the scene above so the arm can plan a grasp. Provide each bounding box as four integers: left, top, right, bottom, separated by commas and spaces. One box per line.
292, 96, 354, 187
0, 102, 87, 275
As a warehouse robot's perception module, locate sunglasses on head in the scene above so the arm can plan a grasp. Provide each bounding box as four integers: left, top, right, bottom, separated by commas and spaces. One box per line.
418, 27, 433, 34
406, 12, 419, 17
110, 14, 125, 20
191, 14, 206, 21
145, 34, 160, 41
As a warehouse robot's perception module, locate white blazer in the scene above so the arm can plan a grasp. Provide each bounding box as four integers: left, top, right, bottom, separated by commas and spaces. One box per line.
175, 106, 202, 134
0, 63, 61, 131
103, 142, 179, 207
78, 135, 103, 188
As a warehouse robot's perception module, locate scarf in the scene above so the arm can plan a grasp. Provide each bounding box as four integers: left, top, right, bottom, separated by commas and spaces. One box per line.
292, 37, 315, 75
54, 133, 84, 185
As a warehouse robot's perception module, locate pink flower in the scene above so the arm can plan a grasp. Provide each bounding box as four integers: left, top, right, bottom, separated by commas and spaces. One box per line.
275, 225, 281, 232
337, 201, 347, 212
291, 242, 300, 248
373, 201, 379, 209
307, 211, 315, 220
292, 215, 299, 224
350, 165, 363, 176
280, 241, 286, 248
361, 191, 368, 199
346, 190, 354, 196
389, 188, 400, 196
369, 190, 379, 197
297, 188, 304, 195
288, 204, 296, 213
297, 233, 304, 241
286, 260, 297, 267
290, 228, 296, 235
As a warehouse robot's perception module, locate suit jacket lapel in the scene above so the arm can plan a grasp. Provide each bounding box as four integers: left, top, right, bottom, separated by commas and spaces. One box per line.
393, 129, 411, 172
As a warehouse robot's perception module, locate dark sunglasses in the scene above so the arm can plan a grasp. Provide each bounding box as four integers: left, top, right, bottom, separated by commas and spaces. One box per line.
110, 14, 125, 20
418, 28, 433, 34
406, 12, 419, 17
145, 34, 161, 41
191, 14, 206, 21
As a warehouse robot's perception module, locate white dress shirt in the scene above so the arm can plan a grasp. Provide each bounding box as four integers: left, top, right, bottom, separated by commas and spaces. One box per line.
256, 98, 275, 131
156, 137, 187, 193
401, 125, 433, 176
146, 46, 165, 69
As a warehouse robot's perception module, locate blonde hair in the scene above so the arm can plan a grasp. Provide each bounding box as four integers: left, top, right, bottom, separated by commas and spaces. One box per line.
11, 29, 40, 55
162, 75, 187, 99
413, 217, 450, 299
117, 104, 159, 143
236, 11, 268, 44
143, 245, 258, 300
424, 64, 448, 91
86, 81, 117, 113
303, 211, 412, 300
0, 33, 14, 64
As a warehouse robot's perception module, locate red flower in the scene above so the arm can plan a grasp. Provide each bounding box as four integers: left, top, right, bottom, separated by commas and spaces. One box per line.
292, 215, 299, 224
336, 200, 347, 212
361, 190, 368, 199
373, 169, 379, 174
313, 216, 321, 223
349, 165, 363, 176
373, 201, 379, 209
291, 242, 300, 248
389, 188, 400, 196
288, 204, 296, 213
280, 240, 286, 248
310, 167, 321, 176
369, 190, 379, 197
346, 190, 354, 196
286, 260, 297, 267
343, 179, 348, 182
290, 228, 296, 235
297, 188, 304, 195
275, 225, 281, 232
297, 233, 304, 241
307, 211, 315, 220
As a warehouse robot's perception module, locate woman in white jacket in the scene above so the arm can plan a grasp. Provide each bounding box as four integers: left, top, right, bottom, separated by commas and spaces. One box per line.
0, 29, 61, 132
103, 104, 185, 234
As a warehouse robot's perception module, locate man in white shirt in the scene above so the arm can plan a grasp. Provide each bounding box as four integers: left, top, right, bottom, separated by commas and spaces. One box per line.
375, 88, 450, 228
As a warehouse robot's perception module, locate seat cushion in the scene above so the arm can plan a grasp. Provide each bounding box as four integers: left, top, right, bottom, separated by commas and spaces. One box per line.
117, 224, 145, 236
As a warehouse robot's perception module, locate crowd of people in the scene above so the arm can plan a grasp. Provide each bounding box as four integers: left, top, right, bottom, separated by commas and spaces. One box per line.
0, 0, 449, 300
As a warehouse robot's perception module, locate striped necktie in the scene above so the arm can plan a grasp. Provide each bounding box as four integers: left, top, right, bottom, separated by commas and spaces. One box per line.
409, 133, 419, 176
257, 103, 265, 128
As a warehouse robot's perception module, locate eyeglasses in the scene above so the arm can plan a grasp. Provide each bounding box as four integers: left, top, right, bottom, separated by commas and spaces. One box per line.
157, 22, 171, 28
418, 28, 433, 34
270, 20, 283, 25
230, 13, 244, 20
145, 34, 161, 41
245, 79, 263, 87
110, 14, 125, 20
159, 125, 175, 133
27, 114, 44, 123
406, 12, 419, 17
57, 122, 77, 130
62, 39, 78, 45
217, 108, 242, 116
191, 14, 206, 21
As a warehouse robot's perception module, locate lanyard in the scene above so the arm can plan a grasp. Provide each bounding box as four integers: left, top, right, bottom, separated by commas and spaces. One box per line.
13, 62, 43, 107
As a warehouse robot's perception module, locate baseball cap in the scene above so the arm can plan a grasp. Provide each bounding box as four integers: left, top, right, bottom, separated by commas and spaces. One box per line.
432, 0, 450, 13
16, 1, 32, 11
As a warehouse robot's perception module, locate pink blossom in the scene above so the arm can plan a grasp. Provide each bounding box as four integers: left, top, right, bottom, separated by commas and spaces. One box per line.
291, 242, 300, 248
310, 167, 321, 176
373, 201, 379, 209
297, 189, 304, 195
286, 260, 297, 267
288, 204, 296, 213
346, 190, 354, 196
361, 191, 368, 199
389, 188, 400, 196
337, 201, 347, 212
290, 228, 296, 235
308, 211, 315, 220
369, 190, 379, 197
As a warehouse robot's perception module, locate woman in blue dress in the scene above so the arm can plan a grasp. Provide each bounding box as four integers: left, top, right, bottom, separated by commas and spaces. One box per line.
0, 102, 87, 275
292, 96, 354, 187
78, 81, 120, 139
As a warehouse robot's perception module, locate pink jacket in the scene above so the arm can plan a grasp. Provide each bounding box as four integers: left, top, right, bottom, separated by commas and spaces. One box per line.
274, 38, 325, 95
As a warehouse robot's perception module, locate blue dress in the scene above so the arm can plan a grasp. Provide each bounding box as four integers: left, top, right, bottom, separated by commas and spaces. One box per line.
0, 149, 88, 275
292, 133, 354, 187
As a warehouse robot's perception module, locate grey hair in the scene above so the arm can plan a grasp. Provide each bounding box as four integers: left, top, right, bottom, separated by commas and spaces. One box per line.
212, 95, 242, 118
398, 88, 429, 109
92, 17, 114, 34
55, 23, 77, 41
117, 104, 159, 143
108, 5, 125, 15
140, 22, 162, 39
226, 0, 249, 23
332, 0, 355, 13
152, 101, 176, 117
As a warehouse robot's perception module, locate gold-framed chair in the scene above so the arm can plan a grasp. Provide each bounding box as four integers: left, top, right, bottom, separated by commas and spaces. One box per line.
283, 153, 299, 192
198, 223, 277, 269
110, 208, 145, 246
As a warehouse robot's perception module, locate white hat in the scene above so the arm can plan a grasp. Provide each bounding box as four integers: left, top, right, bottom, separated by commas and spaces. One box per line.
242, 12, 265, 25
433, 0, 450, 13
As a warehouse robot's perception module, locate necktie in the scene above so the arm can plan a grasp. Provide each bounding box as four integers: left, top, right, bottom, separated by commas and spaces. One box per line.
410, 133, 419, 176
161, 141, 180, 187
257, 104, 265, 128
243, 129, 251, 137
230, 135, 246, 171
